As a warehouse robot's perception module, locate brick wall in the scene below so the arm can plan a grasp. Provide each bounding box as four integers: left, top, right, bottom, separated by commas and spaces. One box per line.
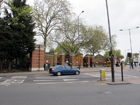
31, 45, 44, 71
60, 52, 65, 65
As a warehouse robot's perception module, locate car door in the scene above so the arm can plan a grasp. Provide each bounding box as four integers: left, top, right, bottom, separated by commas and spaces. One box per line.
65, 65, 74, 74
59, 65, 67, 74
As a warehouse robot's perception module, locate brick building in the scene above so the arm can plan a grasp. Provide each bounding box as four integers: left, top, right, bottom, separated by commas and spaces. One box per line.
31, 45, 116, 71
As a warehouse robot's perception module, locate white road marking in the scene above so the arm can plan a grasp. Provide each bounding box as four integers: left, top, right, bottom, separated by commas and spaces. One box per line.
84, 73, 138, 79
2, 79, 24, 83
104, 91, 112, 94
58, 76, 70, 78
33, 80, 55, 82
36, 81, 89, 85
63, 79, 79, 81
35, 76, 71, 79
0, 76, 26, 86
11, 76, 27, 79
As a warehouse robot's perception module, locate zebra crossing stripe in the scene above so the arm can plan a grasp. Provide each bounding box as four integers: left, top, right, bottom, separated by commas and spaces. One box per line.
11, 76, 27, 79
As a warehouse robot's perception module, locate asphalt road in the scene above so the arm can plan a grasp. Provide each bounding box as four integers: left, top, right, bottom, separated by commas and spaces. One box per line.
0, 82, 140, 105
0, 73, 99, 86
0, 70, 139, 86
1, 69, 140, 105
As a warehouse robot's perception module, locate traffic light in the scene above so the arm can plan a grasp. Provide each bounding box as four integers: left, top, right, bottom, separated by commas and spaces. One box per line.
109, 51, 111, 56
127, 53, 132, 57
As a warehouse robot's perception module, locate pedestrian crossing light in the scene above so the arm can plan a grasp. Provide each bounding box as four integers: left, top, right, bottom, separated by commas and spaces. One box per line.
127, 53, 132, 58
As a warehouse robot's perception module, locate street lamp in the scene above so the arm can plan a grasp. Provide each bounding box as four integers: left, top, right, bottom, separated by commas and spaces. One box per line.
78, 11, 84, 70
120, 26, 139, 69
105, 0, 115, 82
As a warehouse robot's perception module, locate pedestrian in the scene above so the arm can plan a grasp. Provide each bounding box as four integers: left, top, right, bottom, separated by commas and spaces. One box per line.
134, 63, 136, 68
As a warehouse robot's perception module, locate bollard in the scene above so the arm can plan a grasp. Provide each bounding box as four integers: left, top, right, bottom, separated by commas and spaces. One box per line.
100, 70, 106, 81
100, 70, 102, 81
122, 63, 124, 69
121, 62, 124, 81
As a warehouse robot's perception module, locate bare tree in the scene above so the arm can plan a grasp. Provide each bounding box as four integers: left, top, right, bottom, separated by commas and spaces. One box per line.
0, 0, 4, 7
51, 17, 87, 55
0, 0, 4, 15
33, 0, 72, 51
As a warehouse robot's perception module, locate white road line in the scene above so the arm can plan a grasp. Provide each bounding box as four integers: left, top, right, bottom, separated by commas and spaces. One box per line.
35, 77, 51, 79
63, 79, 79, 81
58, 76, 70, 78
35, 76, 71, 79
0, 84, 10, 86
2, 79, 24, 83
0, 82, 10, 85
84, 73, 138, 79
36, 81, 89, 85
11, 76, 27, 79
33, 80, 55, 82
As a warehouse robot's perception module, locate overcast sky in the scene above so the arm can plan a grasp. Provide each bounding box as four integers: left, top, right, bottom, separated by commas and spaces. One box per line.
27, 0, 140, 58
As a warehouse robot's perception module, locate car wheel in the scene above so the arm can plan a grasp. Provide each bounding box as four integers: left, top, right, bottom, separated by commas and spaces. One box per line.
75, 71, 80, 75
57, 72, 61, 76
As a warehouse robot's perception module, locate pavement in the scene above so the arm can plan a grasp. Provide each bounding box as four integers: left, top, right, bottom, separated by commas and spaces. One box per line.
0, 65, 140, 85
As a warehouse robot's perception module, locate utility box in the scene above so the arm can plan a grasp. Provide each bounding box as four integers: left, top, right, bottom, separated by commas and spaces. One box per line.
100, 70, 106, 81
44, 63, 50, 70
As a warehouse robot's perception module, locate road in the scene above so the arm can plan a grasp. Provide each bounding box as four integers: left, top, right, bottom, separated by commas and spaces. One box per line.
0, 73, 99, 86
0, 70, 139, 86
0, 67, 140, 105
0, 81, 140, 105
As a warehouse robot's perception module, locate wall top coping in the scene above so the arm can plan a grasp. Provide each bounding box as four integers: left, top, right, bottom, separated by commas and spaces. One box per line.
54, 52, 58, 54
70, 53, 75, 56
59, 52, 65, 55
35, 44, 44, 48
44, 54, 53, 57
35, 44, 45, 50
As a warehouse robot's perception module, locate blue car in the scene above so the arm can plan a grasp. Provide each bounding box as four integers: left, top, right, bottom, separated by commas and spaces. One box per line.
49, 65, 80, 76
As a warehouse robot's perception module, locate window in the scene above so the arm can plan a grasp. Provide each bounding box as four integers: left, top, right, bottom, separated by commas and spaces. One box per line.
65, 65, 71, 69
59, 65, 65, 69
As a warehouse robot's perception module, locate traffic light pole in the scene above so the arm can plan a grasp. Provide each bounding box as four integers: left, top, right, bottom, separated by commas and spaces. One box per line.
128, 29, 133, 69
105, 0, 115, 82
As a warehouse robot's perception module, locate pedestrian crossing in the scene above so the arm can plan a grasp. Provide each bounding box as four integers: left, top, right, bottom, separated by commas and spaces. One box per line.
0, 72, 139, 86
33, 75, 89, 85
84, 72, 138, 79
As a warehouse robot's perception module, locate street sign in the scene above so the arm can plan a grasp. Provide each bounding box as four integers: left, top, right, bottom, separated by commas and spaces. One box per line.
77, 56, 81, 60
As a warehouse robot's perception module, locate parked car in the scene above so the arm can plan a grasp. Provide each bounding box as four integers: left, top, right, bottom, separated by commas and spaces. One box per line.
49, 65, 80, 76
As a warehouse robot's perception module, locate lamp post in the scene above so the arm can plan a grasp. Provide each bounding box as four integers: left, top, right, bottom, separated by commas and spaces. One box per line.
78, 11, 84, 70
105, 0, 115, 82
120, 26, 139, 69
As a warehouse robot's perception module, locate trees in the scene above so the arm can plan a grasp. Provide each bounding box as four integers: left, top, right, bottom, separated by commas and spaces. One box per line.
6, 0, 36, 57
0, 0, 36, 71
50, 18, 117, 57
82, 26, 117, 56
104, 49, 124, 60
0, 8, 13, 71
52, 18, 78, 55
33, 0, 72, 52
51, 17, 88, 55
